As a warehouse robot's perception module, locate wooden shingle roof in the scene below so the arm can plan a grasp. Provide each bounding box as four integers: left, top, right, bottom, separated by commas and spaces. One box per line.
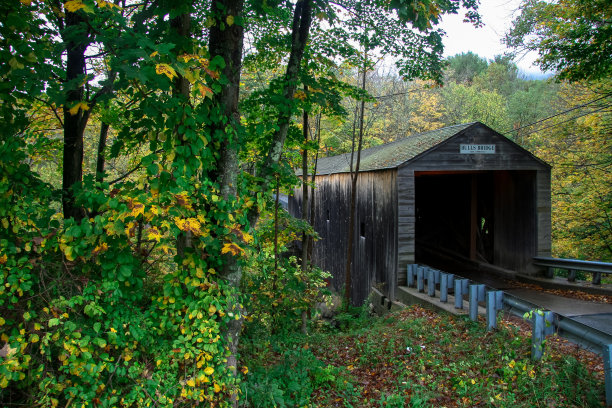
313, 123, 475, 175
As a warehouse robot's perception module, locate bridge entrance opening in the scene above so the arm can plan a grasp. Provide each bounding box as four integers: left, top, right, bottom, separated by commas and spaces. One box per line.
415, 170, 537, 272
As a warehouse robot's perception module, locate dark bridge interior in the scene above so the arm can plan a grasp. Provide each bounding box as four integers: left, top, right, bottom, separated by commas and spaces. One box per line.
415, 170, 537, 273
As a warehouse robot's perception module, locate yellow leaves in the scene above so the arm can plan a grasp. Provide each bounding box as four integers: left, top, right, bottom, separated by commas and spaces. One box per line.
213, 383, 221, 393
110, 327, 117, 333
294, 90, 307, 101
68, 102, 89, 116
203, 366, 214, 376
174, 217, 203, 235
97, 0, 121, 9
128, 200, 145, 218
155, 63, 177, 80
0, 317, 4, 326
241, 366, 248, 375
0, 254, 6, 264
242, 233, 254, 245
63, 246, 76, 261
147, 228, 162, 243
64, 1, 85, 12
508, 359, 516, 369
92, 242, 108, 256
20, 0, 32, 5
186, 378, 195, 387
208, 305, 217, 315
226, 15, 234, 26
64, 0, 94, 13
0, 376, 8, 388
174, 192, 193, 209
221, 242, 243, 256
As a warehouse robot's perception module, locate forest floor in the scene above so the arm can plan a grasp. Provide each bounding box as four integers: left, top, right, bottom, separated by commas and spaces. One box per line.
241, 304, 607, 407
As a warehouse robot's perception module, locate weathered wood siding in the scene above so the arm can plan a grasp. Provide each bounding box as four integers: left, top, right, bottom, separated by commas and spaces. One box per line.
397, 125, 551, 274
290, 170, 398, 305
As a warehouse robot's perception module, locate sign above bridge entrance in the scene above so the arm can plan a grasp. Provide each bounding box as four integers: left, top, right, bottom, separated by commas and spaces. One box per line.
460, 144, 496, 154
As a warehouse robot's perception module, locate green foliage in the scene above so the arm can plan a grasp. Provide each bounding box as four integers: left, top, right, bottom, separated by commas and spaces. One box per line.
242, 207, 330, 335
505, 0, 612, 81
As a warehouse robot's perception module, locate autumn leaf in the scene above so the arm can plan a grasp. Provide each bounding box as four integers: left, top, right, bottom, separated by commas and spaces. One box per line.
198, 84, 213, 98
221, 242, 243, 256
97, 0, 121, 9
64, 0, 93, 13
204, 366, 214, 376
155, 63, 177, 80
226, 15, 234, 26
147, 228, 162, 242
68, 102, 89, 116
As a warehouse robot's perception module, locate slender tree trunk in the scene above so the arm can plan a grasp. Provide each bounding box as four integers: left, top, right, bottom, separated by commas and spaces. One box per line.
253, 0, 312, 226
307, 113, 321, 262
62, 11, 89, 222
344, 65, 367, 307
95, 122, 110, 184
301, 87, 310, 272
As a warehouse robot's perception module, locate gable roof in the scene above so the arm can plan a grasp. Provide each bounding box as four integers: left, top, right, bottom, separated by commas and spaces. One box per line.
313, 123, 475, 175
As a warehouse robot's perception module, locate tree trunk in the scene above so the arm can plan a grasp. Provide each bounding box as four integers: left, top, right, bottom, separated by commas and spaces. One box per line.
307, 113, 321, 262
344, 66, 367, 307
208, 2, 245, 405
62, 10, 89, 222
301, 89, 310, 272
256, 0, 312, 208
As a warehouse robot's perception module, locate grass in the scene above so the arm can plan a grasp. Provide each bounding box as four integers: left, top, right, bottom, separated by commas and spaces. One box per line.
239, 305, 606, 407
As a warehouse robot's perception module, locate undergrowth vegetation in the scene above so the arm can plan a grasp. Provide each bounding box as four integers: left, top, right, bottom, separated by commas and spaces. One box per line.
239, 305, 605, 407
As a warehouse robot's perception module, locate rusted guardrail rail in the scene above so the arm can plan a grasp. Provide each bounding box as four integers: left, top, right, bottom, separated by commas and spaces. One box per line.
404, 264, 612, 406
533, 256, 612, 285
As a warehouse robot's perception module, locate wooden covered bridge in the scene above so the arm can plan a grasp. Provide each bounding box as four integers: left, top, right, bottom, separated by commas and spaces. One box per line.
289, 122, 552, 305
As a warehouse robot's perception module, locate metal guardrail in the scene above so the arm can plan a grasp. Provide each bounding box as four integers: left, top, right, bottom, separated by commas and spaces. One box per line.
405, 264, 612, 406
533, 256, 612, 285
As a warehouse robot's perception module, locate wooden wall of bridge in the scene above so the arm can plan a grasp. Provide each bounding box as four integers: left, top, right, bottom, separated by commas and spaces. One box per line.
290, 170, 398, 306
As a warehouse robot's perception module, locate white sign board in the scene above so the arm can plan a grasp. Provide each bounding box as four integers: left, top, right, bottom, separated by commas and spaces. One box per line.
460, 144, 496, 154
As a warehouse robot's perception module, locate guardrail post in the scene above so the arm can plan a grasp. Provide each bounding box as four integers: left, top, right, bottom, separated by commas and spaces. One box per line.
469, 284, 485, 321
543, 311, 554, 336
487, 291, 503, 330
469, 285, 478, 321
428, 269, 436, 297
545, 266, 554, 279
454, 279, 465, 309
417, 266, 424, 292
532, 311, 545, 361
440, 273, 448, 303
568, 269, 576, 282
593, 272, 602, 285
433, 269, 440, 284
407, 264, 416, 287
604, 344, 611, 407
447, 274, 455, 294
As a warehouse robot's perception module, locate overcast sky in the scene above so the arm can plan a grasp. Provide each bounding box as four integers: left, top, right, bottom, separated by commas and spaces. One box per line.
439, 0, 549, 77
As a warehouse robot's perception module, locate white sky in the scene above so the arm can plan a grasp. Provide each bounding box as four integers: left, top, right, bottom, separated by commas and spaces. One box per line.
439, 0, 548, 76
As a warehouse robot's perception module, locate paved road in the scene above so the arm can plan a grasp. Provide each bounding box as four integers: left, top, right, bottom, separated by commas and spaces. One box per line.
504, 288, 612, 336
